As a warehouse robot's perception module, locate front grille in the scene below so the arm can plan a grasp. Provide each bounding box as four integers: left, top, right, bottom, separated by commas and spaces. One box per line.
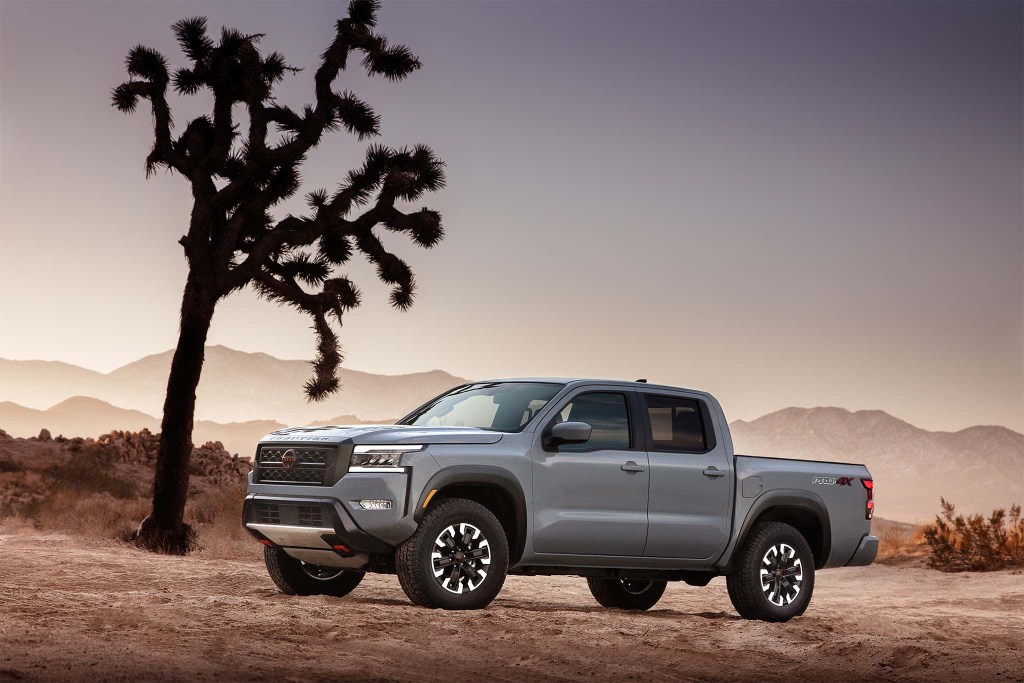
296, 505, 323, 527
255, 502, 281, 524
256, 446, 335, 485
251, 502, 329, 528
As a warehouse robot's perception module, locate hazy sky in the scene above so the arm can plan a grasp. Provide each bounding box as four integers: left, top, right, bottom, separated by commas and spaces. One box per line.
1, 1, 1021, 432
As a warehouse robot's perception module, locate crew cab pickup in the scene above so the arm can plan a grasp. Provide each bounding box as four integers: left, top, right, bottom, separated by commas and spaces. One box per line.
244, 379, 877, 621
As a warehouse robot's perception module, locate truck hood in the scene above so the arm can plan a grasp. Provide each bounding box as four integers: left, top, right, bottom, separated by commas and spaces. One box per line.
259, 424, 504, 446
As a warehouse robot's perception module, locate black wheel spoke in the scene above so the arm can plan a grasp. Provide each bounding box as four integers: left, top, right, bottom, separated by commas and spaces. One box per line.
760, 543, 802, 607
432, 521, 489, 595
448, 564, 462, 589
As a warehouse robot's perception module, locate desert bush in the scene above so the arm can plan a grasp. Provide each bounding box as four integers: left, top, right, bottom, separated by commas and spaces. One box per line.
24, 489, 151, 540
47, 444, 136, 499
187, 484, 259, 560
0, 455, 24, 473
2, 431, 256, 557
875, 521, 927, 564
924, 498, 1024, 572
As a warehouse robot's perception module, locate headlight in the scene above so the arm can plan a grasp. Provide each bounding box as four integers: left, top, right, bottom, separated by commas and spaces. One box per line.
350, 444, 423, 468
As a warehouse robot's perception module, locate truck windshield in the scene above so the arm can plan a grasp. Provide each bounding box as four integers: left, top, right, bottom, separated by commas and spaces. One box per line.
400, 382, 564, 432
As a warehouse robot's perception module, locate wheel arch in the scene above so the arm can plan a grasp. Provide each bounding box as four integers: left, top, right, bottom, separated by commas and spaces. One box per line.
414, 466, 528, 566
729, 491, 832, 569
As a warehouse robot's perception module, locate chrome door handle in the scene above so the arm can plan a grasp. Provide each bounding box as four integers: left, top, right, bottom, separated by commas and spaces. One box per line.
621, 461, 646, 473
703, 466, 727, 478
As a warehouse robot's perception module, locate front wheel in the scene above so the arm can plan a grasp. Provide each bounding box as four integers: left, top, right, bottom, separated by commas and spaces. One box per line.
396, 498, 509, 610
263, 545, 364, 597
587, 577, 667, 610
726, 521, 815, 622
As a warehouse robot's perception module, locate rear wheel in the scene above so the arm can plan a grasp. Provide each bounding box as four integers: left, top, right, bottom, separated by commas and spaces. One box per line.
263, 545, 364, 597
396, 498, 509, 610
726, 521, 815, 622
587, 577, 667, 611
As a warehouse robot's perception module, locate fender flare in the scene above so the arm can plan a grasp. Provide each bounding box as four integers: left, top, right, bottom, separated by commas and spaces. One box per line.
725, 490, 832, 570
414, 465, 528, 565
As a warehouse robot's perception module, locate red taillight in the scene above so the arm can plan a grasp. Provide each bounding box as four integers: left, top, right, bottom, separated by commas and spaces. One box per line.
861, 479, 874, 519
332, 543, 352, 554
258, 539, 275, 547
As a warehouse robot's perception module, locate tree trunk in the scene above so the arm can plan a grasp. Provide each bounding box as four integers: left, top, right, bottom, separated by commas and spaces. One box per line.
135, 274, 216, 553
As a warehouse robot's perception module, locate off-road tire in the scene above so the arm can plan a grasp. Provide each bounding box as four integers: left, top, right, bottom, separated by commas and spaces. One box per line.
396, 498, 509, 610
726, 521, 815, 622
587, 578, 667, 610
263, 545, 364, 597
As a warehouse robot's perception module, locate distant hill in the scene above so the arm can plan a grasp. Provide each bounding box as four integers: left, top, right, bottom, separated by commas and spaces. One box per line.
0, 346, 465, 424
0, 396, 403, 457
0, 397, 277, 456
2, 348, 1020, 523
729, 407, 1024, 522
0, 397, 160, 438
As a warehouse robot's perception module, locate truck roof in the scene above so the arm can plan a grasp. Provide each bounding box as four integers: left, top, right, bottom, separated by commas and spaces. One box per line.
471, 377, 713, 396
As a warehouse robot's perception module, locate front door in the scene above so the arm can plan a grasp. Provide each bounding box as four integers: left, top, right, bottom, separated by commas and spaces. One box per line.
531, 389, 649, 556
641, 392, 734, 560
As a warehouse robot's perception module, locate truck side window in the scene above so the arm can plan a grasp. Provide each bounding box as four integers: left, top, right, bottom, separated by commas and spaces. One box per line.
644, 395, 706, 452
557, 392, 631, 451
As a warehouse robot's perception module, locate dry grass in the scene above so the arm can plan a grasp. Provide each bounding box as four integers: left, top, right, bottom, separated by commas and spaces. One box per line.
874, 520, 927, 564
3, 440, 258, 560
188, 484, 261, 561
15, 483, 259, 560
47, 445, 137, 499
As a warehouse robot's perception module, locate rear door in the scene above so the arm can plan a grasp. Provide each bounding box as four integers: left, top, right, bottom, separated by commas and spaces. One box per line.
531, 388, 649, 556
641, 392, 733, 560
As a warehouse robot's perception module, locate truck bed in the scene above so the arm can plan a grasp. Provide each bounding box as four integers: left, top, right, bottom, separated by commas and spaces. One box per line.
729, 455, 873, 569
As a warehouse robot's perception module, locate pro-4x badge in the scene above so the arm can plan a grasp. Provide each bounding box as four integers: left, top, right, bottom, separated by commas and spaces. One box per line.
812, 476, 854, 486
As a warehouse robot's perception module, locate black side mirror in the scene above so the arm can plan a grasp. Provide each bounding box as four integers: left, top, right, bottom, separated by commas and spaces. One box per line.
548, 421, 592, 446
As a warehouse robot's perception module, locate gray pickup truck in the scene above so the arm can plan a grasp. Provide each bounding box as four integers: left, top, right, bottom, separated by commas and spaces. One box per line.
244, 379, 877, 621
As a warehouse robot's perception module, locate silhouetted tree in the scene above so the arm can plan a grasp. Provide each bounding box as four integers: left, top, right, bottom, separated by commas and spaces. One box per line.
112, 0, 445, 553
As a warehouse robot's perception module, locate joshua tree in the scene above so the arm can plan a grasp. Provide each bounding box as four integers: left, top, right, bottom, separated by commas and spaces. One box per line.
112, 0, 445, 553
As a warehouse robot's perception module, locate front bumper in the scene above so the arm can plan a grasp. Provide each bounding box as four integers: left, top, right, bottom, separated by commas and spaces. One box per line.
243, 492, 398, 569
845, 534, 878, 566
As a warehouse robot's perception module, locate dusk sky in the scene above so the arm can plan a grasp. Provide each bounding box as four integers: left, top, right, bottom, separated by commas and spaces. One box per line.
1, 1, 1021, 432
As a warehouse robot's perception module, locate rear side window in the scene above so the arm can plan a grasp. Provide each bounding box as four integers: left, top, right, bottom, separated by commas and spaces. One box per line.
557, 392, 631, 451
644, 395, 707, 452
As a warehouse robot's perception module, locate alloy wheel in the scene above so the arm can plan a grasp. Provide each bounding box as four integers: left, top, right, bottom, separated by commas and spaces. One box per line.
760, 542, 803, 606
301, 563, 345, 581
620, 579, 655, 595
431, 522, 491, 594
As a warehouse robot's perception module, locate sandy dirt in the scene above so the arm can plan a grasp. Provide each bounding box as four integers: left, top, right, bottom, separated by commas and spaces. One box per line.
1, 529, 1022, 683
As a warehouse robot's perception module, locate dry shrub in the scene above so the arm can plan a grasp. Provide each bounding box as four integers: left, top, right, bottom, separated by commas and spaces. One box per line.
875, 522, 927, 564
188, 484, 260, 560
0, 455, 24, 473
924, 497, 1024, 572
4, 434, 256, 557
26, 489, 150, 540
48, 445, 136, 499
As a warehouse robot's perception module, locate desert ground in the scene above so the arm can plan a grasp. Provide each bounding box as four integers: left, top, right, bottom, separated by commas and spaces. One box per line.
1, 529, 1022, 683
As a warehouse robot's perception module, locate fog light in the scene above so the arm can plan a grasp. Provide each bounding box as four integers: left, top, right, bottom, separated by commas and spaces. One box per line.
359, 499, 393, 510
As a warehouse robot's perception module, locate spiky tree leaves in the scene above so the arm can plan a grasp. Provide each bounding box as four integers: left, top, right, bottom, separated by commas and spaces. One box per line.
112, 0, 445, 553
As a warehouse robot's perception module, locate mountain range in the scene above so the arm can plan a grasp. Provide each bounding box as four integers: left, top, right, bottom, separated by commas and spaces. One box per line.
0, 345, 465, 424
729, 407, 1023, 522
1, 347, 1020, 522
